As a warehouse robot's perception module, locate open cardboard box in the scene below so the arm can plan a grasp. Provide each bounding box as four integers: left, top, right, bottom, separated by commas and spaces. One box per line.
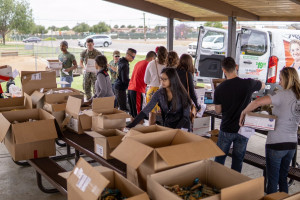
0, 65, 13, 83
85, 96, 131, 130
47, 59, 62, 69
59, 158, 149, 200
126, 125, 172, 138
244, 112, 277, 131
43, 102, 66, 128
111, 130, 224, 190
85, 129, 125, 159
0, 93, 32, 112
147, 160, 265, 200
0, 108, 58, 161
63, 96, 92, 134
31, 88, 82, 108
21, 71, 57, 96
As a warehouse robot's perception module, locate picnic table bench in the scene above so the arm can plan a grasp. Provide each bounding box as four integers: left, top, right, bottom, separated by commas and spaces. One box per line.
1, 51, 18, 57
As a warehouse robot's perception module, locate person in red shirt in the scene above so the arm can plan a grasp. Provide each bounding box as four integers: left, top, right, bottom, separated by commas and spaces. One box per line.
0, 75, 11, 98
128, 51, 156, 117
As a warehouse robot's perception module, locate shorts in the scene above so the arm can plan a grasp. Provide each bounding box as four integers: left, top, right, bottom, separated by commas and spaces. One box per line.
146, 86, 160, 113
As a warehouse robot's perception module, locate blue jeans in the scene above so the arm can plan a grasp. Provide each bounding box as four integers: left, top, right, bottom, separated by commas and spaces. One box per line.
265, 147, 296, 194
214, 130, 249, 173
60, 75, 73, 88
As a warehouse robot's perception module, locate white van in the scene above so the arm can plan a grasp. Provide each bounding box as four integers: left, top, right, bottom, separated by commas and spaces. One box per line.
195, 26, 300, 95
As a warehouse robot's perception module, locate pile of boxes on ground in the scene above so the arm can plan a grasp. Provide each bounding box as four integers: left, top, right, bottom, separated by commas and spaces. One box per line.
0, 67, 298, 200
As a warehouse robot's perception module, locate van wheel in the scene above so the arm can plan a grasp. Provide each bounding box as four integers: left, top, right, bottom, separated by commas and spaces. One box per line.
103, 42, 109, 47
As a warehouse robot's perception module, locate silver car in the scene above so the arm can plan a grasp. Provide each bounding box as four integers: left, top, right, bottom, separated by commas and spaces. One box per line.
78, 34, 112, 47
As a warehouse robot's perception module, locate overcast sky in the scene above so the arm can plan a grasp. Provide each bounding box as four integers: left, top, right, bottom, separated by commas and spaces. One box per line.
28, 0, 171, 28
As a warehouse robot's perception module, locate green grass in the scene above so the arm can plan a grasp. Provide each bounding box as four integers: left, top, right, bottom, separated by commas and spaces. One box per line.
1, 43, 145, 93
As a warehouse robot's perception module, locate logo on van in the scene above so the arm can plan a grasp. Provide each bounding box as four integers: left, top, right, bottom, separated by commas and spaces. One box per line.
256, 62, 266, 69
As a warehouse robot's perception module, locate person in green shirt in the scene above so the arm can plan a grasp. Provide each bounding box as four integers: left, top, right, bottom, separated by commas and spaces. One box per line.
58, 41, 78, 88
108, 50, 120, 91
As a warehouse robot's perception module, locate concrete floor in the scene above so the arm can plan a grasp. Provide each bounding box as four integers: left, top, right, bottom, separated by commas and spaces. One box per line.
0, 123, 299, 199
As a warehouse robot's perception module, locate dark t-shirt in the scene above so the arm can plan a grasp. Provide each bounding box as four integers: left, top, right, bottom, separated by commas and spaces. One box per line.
214, 77, 262, 133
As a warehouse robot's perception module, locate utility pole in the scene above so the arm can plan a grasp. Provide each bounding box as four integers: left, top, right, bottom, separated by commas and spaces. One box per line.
143, 13, 146, 41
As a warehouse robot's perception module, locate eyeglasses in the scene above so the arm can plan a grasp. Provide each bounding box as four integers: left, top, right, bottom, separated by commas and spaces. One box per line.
114, 55, 120, 57
127, 53, 135, 59
160, 77, 169, 82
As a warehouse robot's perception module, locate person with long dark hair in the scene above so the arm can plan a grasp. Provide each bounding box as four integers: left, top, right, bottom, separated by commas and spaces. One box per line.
127, 67, 192, 131
176, 53, 200, 111
240, 67, 300, 194
92, 55, 114, 98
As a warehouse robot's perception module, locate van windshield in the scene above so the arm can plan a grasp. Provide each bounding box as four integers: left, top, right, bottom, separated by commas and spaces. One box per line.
241, 30, 268, 56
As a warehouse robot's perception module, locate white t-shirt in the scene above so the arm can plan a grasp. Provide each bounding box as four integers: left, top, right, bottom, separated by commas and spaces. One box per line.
144, 60, 166, 87
267, 89, 300, 144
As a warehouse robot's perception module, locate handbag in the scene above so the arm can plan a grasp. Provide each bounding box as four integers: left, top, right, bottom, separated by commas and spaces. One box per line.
186, 72, 197, 123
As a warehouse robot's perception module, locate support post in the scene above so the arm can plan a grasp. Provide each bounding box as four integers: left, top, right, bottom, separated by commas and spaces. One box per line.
227, 16, 237, 58
167, 18, 174, 51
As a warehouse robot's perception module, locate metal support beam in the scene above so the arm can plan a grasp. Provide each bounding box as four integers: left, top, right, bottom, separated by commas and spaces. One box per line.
167, 18, 174, 51
227, 16, 237, 59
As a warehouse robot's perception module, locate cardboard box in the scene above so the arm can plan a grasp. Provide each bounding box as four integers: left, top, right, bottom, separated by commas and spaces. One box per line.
61, 158, 149, 200
0, 65, 12, 83
0, 109, 58, 161
21, 71, 57, 95
263, 192, 289, 200
111, 130, 224, 190
147, 160, 265, 200
193, 115, 210, 136
282, 192, 300, 200
86, 97, 131, 130
126, 125, 172, 138
64, 96, 92, 134
47, 59, 62, 69
244, 112, 277, 131
31, 87, 82, 108
43, 103, 66, 128
85, 129, 125, 159
0, 93, 32, 112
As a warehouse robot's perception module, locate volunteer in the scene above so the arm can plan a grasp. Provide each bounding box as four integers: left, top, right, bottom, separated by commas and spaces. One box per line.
144, 46, 168, 125
214, 57, 264, 173
166, 51, 179, 68
58, 41, 78, 88
92, 55, 114, 99
80, 38, 102, 100
127, 67, 191, 131
240, 67, 300, 194
0, 73, 11, 98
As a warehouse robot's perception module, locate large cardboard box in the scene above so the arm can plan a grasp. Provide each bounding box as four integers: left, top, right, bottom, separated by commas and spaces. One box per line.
244, 112, 277, 131
282, 192, 300, 200
64, 96, 92, 134
61, 158, 149, 200
85, 129, 125, 159
21, 71, 57, 95
193, 115, 210, 136
111, 130, 224, 190
263, 192, 289, 200
31, 87, 82, 108
147, 160, 265, 200
86, 97, 131, 130
126, 125, 172, 138
0, 109, 58, 161
0, 93, 32, 112
0, 65, 12, 83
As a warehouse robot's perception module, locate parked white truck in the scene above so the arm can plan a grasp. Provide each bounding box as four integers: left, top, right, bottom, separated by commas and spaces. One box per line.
194, 26, 300, 96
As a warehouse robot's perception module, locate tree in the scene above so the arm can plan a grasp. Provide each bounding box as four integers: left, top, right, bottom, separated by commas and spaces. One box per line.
32, 24, 48, 34
0, 0, 33, 44
89, 22, 110, 33
120, 25, 125, 28
59, 26, 70, 31
127, 25, 135, 28
73, 22, 90, 33
138, 25, 143, 28
113, 25, 119, 29
204, 21, 223, 29
48, 26, 58, 31
175, 24, 192, 39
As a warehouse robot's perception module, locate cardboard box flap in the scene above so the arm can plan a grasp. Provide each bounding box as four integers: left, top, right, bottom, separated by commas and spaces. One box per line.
80, 114, 92, 130
66, 96, 82, 117
31, 90, 45, 105
68, 158, 110, 199
85, 131, 104, 139
24, 93, 33, 109
0, 97, 24, 108
92, 96, 115, 112
59, 171, 72, 179
221, 177, 264, 200
13, 120, 57, 144
0, 114, 11, 142
107, 136, 123, 149
128, 193, 150, 200
111, 138, 153, 169
44, 103, 66, 112
100, 111, 131, 120
156, 139, 224, 166
246, 112, 277, 119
